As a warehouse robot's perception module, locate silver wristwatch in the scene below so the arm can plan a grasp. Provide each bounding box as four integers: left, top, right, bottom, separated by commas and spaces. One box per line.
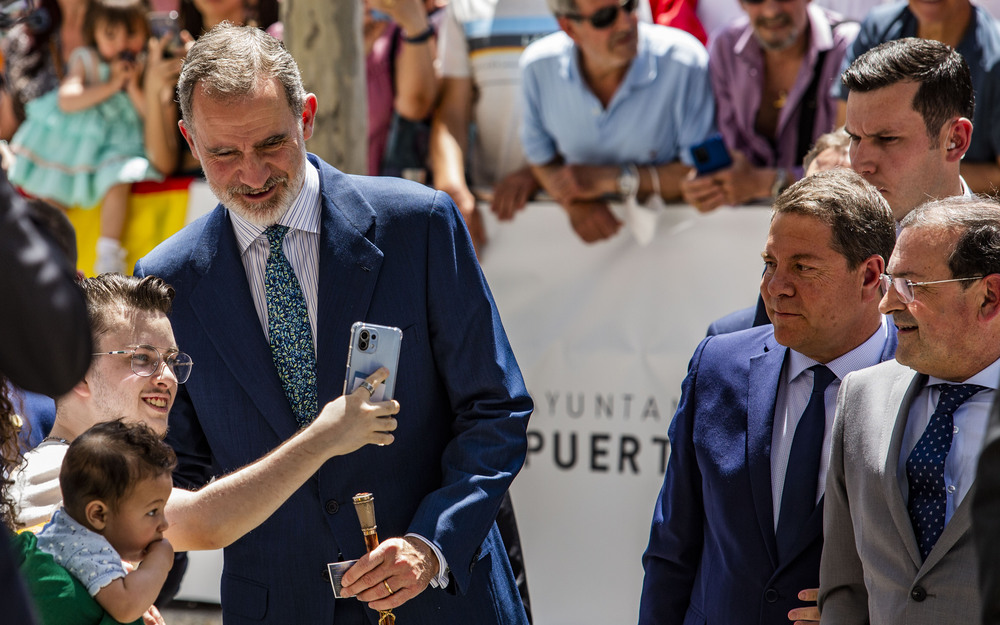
617, 163, 640, 199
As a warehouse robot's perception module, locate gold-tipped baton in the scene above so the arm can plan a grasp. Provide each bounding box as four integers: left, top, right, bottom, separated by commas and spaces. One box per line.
353, 493, 396, 625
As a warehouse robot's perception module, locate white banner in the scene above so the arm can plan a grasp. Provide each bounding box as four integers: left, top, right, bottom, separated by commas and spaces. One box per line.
479, 202, 773, 625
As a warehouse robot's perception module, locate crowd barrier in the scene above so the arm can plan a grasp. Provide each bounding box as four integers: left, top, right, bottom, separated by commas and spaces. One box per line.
479, 201, 772, 624
69, 186, 774, 622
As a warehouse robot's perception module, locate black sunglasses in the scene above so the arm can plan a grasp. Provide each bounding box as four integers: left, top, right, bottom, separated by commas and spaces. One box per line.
563, 0, 638, 29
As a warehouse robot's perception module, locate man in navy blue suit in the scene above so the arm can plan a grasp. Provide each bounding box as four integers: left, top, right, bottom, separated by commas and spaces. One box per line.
639, 168, 897, 624
135, 24, 533, 625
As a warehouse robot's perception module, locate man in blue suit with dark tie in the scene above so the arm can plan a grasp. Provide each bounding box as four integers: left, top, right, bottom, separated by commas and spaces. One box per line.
638, 168, 897, 624
134, 24, 533, 625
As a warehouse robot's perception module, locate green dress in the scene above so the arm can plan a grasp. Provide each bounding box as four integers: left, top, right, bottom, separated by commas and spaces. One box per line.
7, 47, 161, 209
12, 531, 141, 625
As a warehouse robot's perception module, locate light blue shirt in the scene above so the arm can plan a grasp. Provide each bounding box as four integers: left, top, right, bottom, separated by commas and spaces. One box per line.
38, 508, 126, 596
230, 161, 322, 347
519, 22, 716, 167
896, 357, 1000, 524
770, 316, 891, 528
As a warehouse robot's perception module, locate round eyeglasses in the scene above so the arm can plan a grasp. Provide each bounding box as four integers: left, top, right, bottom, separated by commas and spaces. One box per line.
91, 345, 193, 384
879, 273, 984, 304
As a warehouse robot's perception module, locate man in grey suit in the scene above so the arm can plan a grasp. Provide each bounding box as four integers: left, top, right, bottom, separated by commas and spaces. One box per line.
820, 195, 1000, 623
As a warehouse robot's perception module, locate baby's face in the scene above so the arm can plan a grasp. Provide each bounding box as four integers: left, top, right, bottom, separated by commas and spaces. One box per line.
102, 472, 172, 562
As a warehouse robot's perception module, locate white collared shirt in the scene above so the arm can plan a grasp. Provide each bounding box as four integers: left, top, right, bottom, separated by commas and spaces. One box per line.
770, 316, 891, 528
230, 162, 321, 347
896, 357, 1000, 524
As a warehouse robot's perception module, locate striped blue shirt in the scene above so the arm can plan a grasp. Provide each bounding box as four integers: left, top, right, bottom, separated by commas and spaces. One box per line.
230, 161, 321, 347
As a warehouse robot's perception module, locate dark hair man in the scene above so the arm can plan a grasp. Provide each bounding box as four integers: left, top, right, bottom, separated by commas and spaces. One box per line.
640, 168, 896, 624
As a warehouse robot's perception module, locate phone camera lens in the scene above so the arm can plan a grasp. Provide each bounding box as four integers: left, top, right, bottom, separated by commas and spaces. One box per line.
360, 330, 369, 340
359, 339, 369, 350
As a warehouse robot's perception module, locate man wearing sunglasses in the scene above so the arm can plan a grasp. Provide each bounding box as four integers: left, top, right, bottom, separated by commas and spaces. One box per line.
640, 169, 896, 625
10, 274, 397, 596
680, 0, 858, 212
820, 196, 1000, 624
520, 0, 715, 243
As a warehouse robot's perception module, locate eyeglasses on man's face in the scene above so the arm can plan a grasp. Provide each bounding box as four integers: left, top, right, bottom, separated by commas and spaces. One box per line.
91, 344, 193, 384
879, 273, 984, 304
563, 0, 638, 29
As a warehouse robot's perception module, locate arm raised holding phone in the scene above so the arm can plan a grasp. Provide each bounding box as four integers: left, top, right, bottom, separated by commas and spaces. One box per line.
164, 369, 399, 552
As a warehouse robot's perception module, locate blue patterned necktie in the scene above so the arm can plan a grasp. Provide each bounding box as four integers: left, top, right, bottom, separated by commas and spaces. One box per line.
776, 364, 837, 561
264, 225, 318, 428
906, 383, 986, 560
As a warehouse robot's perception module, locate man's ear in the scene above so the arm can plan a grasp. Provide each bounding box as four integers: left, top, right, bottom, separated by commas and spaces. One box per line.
944, 117, 973, 162
557, 15, 577, 39
301, 94, 318, 141
979, 274, 1000, 322
85, 500, 110, 531
860, 254, 885, 302
72, 375, 92, 400
179, 120, 200, 161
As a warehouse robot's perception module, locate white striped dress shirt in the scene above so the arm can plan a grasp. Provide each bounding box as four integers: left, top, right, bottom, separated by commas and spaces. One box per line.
230, 163, 321, 348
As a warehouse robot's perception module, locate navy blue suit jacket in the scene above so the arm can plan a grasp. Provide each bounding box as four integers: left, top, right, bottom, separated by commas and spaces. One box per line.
639, 324, 896, 625
136, 156, 532, 624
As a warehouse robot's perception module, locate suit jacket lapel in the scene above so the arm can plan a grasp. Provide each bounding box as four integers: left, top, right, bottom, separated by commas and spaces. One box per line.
883, 366, 927, 569
311, 158, 384, 403
747, 333, 787, 568
187, 207, 299, 441
922, 484, 974, 572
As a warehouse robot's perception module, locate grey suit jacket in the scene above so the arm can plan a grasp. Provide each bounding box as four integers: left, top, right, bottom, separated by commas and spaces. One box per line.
820, 359, 981, 625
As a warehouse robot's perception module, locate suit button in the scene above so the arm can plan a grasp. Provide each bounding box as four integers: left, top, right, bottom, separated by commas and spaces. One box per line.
764, 588, 779, 603
911, 586, 927, 602
325, 499, 340, 515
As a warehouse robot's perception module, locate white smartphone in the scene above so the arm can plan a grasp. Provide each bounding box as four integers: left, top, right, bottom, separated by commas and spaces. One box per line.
343, 322, 402, 402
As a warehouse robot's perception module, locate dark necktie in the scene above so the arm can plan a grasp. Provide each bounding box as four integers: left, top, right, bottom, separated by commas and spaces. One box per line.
264, 225, 318, 428
776, 364, 837, 561
906, 383, 986, 560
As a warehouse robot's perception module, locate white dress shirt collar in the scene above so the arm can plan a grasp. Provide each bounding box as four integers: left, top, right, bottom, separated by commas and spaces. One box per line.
230, 161, 321, 253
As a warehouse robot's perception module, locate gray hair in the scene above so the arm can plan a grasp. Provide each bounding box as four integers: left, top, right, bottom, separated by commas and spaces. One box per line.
901, 196, 1000, 282
772, 168, 895, 269
177, 22, 307, 128
547, 0, 578, 15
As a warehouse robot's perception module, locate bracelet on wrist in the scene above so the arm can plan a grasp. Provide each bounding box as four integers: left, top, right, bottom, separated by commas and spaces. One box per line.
402, 25, 435, 44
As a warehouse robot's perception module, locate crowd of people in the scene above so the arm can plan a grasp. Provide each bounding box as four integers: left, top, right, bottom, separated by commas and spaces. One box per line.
5, 0, 1000, 624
